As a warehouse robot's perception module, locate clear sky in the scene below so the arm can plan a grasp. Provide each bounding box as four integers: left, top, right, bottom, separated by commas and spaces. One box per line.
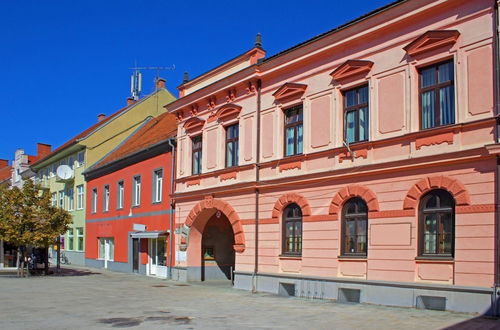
0, 0, 392, 162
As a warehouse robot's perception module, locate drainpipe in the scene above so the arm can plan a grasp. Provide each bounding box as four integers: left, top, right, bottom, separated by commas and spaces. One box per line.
167, 138, 176, 280
252, 79, 262, 293
493, 0, 500, 316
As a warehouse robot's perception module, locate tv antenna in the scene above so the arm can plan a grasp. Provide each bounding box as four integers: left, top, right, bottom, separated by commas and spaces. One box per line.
129, 64, 176, 100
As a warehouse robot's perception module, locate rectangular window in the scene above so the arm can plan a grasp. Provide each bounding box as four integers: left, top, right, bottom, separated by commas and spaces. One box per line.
50, 164, 56, 177
68, 156, 75, 169
225, 124, 239, 167
92, 188, 97, 213
67, 188, 74, 211
98, 238, 114, 260
77, 185, 84, 210
103, 185, 110, 212
68, 229, 74, 251
77, 151, 85, 167
117, 181, 124, 209
419, 60, 455, 129
192, 136, 202, 175
284, 105, 303, 156
153, 169, 163, 203
76, 227, 84, 251
59, 191, 65, 209
344, 85, 369, 144
51, 192, 57, 207
132, 176, 141, 206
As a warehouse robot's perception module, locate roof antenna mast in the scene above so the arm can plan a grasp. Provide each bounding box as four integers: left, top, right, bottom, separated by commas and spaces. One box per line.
129, 63, 176, 98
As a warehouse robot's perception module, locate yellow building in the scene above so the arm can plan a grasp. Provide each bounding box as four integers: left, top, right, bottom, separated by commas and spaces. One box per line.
31, 79, 175, 265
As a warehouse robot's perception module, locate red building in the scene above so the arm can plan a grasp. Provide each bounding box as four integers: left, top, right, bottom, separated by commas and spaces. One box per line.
84, 112, 177, 277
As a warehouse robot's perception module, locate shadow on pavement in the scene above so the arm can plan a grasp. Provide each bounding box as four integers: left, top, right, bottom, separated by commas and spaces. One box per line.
51, 267, 101, 277
442, 315, 499, 329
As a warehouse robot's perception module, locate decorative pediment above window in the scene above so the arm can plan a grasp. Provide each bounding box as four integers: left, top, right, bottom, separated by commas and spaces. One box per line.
403, 30, 460, 56
272, 82, 307, 101
212, 103, 242, 123
183, 117, 205, 133
330, 60, 374, 81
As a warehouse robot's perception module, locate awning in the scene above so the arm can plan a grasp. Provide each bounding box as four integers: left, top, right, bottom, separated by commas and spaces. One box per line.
130, 230, 169, 239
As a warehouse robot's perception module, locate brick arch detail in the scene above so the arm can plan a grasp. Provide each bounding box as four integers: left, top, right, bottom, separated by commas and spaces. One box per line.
271, 193, 311, 218
329, 185, 379, 215
185, 197, 246, 253
403, 176, 471, 210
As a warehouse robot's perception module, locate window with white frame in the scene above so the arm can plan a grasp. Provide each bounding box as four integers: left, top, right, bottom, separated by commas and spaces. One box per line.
103, 185, 110, 212
92, 188, 97, 213
77, 151, 85, 167
153, 169, 163, 203
76, 227, 84, 251
68, 156, 75, 169
68, 228, 74, 250
77, 185, 84, 210
67, 187, 74, 211
132, 176, 141, 206
59, 191, 65, 209
117, 181, 124, 209
50, 164, 56, 177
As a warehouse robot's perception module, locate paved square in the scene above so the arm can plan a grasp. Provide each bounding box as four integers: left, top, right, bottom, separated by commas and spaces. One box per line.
0, 267, 498, 329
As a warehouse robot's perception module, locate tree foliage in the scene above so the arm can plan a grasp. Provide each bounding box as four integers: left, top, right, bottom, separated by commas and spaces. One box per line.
0, 180, 72, 249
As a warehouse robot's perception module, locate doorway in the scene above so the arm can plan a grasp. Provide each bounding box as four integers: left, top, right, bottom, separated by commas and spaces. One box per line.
148, 237, 166, 277
132, 238, 139, 273
201, 212, 235, 281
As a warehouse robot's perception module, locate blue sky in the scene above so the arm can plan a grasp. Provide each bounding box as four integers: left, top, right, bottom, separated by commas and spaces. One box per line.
0, 0, 392, 162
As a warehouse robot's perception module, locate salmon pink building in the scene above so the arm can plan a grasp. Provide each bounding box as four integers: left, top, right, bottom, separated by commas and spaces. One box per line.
84, 113, 177, 277
166, 0, 500, 313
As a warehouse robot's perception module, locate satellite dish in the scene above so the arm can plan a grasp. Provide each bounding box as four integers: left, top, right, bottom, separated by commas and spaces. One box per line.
56, 165, 74, 180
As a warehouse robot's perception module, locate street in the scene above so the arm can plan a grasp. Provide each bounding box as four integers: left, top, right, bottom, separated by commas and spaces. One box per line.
0, 266, 498, 329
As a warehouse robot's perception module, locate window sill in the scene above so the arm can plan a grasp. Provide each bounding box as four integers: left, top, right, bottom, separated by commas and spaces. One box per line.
279, 254, 302, 260
152, 201, 162, 205
415, 256, 454, 263
338, 255, 367, 260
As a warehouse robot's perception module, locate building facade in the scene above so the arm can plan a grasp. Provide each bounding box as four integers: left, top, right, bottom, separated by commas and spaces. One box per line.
84, 112, 176, 277
31, 80, 176, 265
166, 0, 500, 313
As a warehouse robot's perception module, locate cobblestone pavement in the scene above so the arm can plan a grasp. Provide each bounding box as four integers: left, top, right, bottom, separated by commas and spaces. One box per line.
0, 266, 499, 329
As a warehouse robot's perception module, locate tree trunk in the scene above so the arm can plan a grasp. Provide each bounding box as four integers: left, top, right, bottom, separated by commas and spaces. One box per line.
44, 246, 49, 275
16, 249, 20, 277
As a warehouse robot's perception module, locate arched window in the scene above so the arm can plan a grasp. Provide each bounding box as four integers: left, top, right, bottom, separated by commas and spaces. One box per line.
282, 203, 302, 255
419, 189, 455, 257
342, 197, 368, 256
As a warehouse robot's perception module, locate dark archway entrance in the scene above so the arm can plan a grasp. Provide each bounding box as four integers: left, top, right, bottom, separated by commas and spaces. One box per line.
201, 212, 235, 282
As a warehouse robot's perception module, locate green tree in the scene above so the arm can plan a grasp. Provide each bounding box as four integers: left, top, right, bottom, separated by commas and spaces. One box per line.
0, 180, 72, 276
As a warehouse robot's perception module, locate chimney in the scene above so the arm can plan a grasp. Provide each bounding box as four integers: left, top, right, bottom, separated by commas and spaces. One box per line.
183, 72, 189, 84
155, 77, 166, 90
255, 33, 263, 49
97, 113, 106, 122
0, 159, 8, 168
36, 143, 51, 157
127, 97, 136, 106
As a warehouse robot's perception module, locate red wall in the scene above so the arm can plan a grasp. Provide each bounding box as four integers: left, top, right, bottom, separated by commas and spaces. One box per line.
85, 151, 173, 264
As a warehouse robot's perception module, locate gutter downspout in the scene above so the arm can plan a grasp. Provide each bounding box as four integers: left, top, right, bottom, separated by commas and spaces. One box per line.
493, 0, 500, 317
252, 79, 262, 293
167, 138, 176, 280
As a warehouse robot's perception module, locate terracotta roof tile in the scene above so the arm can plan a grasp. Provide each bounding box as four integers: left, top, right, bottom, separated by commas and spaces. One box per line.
93, 112, 177, 170
0, 166, 12, 183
